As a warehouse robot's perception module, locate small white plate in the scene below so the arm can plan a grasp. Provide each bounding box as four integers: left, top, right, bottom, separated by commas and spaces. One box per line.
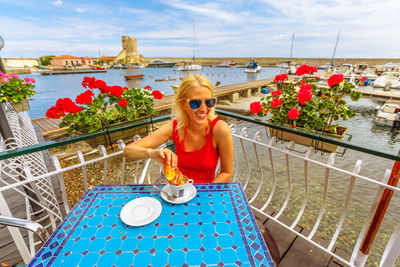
120, 197, 162, 226
160, 184, 197, 204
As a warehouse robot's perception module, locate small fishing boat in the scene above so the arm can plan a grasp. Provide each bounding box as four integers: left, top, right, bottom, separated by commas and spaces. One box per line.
124, 74, 145, 80
244, 59, 262, 73
155, 78, 177, 82
374, 100, 400, 127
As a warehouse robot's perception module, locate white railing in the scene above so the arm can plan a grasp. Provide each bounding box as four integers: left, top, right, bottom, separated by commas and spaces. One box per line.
1, 121, 400, 266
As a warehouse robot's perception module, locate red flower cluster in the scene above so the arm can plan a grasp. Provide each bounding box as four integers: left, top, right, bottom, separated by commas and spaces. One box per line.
360, 76, 367, 81
144, 85, 152, 91
117, 99, 128, 107
327, 73, 344, 87
297, 83, 313, 105
288, 107, 300, 120
271, 89, 282, 97
295, 65, 318, 76
82, 77, 96, 89
273, 73, 288, 83
46, 98, 82, 119
152, 90, 163, 99
76, 90, 94, 105
271, 98, 283, 108
250, 101, 263, 114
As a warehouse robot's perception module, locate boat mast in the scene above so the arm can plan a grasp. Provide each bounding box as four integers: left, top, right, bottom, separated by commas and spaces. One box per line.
331, 31, 340, 67
192, 20, 195, 63
289, 33, 294, 61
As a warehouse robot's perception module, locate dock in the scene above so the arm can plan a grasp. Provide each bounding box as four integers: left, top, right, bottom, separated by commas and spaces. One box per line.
41, 69, 107, 75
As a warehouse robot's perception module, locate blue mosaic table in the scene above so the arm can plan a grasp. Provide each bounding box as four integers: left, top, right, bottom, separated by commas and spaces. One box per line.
29, 183, 274, 267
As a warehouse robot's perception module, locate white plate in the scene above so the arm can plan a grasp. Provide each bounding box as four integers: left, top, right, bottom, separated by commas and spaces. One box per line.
120, 197, 162, 226
160, 183, 197, 204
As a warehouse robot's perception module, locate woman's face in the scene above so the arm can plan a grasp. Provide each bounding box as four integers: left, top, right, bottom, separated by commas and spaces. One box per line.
183, 85, 213, 125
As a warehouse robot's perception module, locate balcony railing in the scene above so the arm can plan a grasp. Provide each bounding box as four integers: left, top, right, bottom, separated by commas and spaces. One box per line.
0, 109, 399, 266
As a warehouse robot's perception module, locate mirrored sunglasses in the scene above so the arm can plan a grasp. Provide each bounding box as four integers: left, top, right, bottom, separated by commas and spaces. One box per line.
184, 98, 216, 109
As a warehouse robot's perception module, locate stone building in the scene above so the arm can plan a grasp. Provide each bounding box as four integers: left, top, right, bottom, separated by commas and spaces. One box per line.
114, 36, 146, 65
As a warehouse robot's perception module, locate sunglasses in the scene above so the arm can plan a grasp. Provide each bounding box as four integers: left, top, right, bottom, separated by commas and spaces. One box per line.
184, 98, 217, 109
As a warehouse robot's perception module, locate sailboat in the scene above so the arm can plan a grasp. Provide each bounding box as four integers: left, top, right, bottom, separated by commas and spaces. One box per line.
175, 22, 202, 71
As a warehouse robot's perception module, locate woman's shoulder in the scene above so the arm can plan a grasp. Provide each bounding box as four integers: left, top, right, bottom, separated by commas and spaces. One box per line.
212, 119, 231, 138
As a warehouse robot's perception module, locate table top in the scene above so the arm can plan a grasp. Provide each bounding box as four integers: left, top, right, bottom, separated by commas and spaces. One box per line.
29, 183, 273, 267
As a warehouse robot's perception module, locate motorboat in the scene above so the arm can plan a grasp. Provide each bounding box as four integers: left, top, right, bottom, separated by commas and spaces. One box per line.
374, 100, 400, 127
318, 63, 332, 70
217, 61, 237, 67
244, 60, 262, 73
147, 59, 176, 68
174, 61, 201, 71
373, 72, 400, 89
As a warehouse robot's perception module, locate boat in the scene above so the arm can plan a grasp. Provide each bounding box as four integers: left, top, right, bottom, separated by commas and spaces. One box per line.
374, 100, 400, 127
217, 61, 237, 67
174, 61, 201, 71
124, 74, 145, 80
147, 59, 176, 68
93, 65, 105, 70
155, 78, 177, 82
175, 21, 202, 71
373, 72, 400, 89
244, 59, 262, 73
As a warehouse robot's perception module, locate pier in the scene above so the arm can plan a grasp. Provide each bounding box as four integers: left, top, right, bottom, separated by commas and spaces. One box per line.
41, 69, 107, 75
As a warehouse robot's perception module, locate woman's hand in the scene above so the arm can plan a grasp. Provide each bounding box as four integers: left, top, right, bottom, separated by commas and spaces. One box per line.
147, 148, 178, 167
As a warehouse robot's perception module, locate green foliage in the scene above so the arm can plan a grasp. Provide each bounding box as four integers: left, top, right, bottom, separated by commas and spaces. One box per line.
59, 88, 156, 135
260, 77, 362, 133
39, 55, 54, 66
0, 74, 36, 103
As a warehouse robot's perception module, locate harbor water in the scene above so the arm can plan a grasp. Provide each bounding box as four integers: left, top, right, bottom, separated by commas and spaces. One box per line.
20, 67, 400, 265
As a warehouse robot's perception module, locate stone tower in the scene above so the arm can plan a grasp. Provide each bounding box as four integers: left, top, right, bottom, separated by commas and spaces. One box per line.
115, 35, 145, 64
122, 36, 138, 59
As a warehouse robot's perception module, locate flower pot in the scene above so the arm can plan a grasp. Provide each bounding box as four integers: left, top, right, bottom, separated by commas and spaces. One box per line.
268, 125, 348, 153
10, 99, 30, 112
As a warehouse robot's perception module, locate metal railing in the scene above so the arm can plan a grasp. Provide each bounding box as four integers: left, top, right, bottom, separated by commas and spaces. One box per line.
0, 110, 399, 266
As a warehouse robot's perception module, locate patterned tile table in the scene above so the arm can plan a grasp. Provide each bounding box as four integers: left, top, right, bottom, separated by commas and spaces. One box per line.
29, 183, 274, 267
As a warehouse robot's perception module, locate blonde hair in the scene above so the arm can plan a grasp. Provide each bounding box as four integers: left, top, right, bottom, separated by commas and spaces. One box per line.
172, 74, 217, 140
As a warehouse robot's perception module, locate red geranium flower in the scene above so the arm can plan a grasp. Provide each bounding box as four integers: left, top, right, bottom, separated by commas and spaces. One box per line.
117, 99, 128, 107
299, 83, 312, 91
152, 90, 163, 99
109, 85, 124, 97
327, 73, 344, 87
295, 65, 318, 76
250, 101, 262, 114
297, 89, 313, 105
288, 107, 300, 120
144, 85, 152, 91
76, 90, 94, 105
273, 73, 288, 83
271, 89, 282, 97
271, 98, 283, 108
93, 79, 107, 91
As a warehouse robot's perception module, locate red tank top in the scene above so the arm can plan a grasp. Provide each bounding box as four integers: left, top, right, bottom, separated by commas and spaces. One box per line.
172, 118, 221, 183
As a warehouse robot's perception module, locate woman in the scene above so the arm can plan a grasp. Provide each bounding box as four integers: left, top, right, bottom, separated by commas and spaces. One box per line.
123, 74, 233, 183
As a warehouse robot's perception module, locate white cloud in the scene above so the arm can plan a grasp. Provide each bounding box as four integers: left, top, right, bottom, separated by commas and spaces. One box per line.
75, 8, 85, 13
50, 0, 62, 6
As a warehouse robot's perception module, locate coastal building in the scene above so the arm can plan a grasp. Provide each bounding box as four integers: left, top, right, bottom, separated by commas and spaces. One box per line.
101, 56, 116, 65
51, 55, 93, 67
2, 58, 39, 68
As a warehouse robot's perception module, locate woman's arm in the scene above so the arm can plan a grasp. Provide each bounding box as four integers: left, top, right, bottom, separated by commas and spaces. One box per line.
123, 121, 178, 166
213, 121, 233, 183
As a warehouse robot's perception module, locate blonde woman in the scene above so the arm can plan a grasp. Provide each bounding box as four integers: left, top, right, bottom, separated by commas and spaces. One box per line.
123, 74, 233, 183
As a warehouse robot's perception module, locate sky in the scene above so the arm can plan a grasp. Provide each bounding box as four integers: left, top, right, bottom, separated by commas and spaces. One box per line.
1, 0, 400, 59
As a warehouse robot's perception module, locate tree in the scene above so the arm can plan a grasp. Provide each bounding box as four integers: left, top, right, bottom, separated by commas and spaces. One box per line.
39, 56, 55, 66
